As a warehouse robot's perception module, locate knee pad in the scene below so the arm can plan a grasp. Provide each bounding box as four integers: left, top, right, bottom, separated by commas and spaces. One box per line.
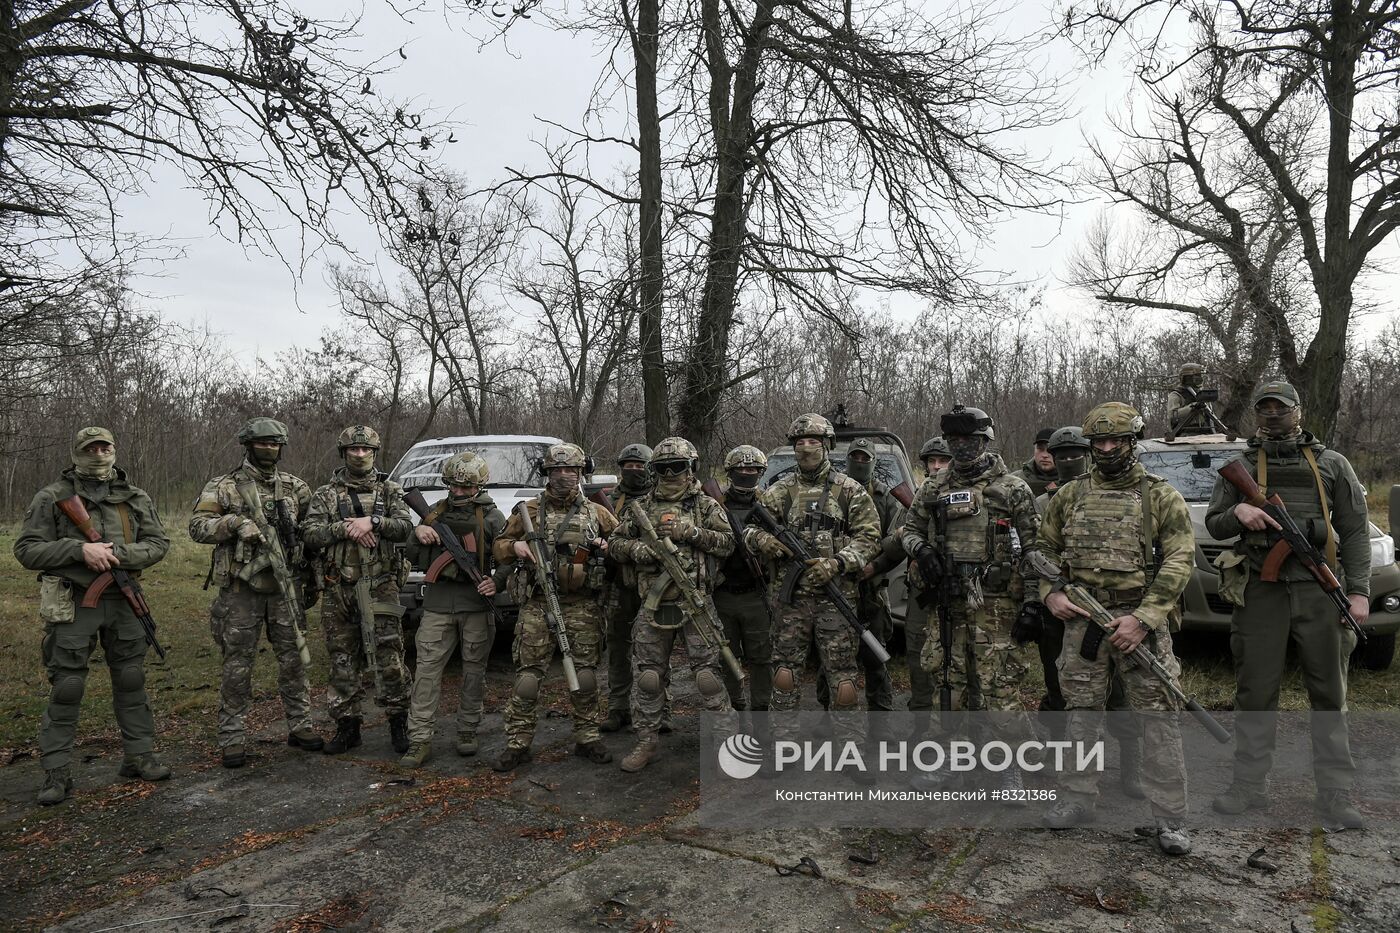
51, 675, 86, 705
834, 678, 858, 708
695, 669, 723, 698
513, 671, 540, 702
573, 667, 598, 695
114, 664, 145, 694
636, 669, 663, 697
773, 666, 796, 692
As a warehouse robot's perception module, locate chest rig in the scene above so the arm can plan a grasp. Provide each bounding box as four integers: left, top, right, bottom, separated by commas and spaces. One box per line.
1061, 475, 1158, 597
538, 495, 604, 594
329, 481, 386, 580
930, 472, 1021, 599
784, 475, 849, 560
1241, 444, 1337, 571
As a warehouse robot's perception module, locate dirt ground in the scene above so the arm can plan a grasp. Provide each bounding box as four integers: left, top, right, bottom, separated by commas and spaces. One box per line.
3, 649, 1398, 933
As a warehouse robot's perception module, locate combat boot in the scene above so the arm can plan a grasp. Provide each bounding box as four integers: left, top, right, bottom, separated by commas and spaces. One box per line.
37, 767, 72, 806
222, 744, 247, 769
493, 745, 532, 772
399, 741, 432, 769
1212, 783, 1269, 815
1316, 790, 1365, 830
1042, 798, 1094, 829
323, 717, 362, 755
1155, 821, 1192, 856
118, 753, 171, 782
600, 710, 631, 733
1118, 738, 1146, 800
455, 732, 479, 757
620, 737, 659, 773
287, 727, 324, 752
1000, 766, 1027, 808
574, 740, 613, 764
388, 712, 410, 754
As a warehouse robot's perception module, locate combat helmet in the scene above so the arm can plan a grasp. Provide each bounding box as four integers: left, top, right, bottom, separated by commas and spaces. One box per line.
237, 417, 289, 446
918, 436, 951, 460
724, 445, 768, 471
650, 436, 700, 474
1082, 402, 1145, 440
441, 452, 489, 487
541, 442, 590, 471
787, 413, 835, 447
337, 425, 381, 452
1045, 426, 1090, 454
939, 405, 995, 441
617, 443, 654, 466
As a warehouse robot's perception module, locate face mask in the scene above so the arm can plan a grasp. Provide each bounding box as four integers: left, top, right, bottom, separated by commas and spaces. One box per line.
1054, 454, 1088, 484
73, 447, 116, 481
548, 470, 580, 497
1257, 406, 1302, 440
345, 451, 376, 476
794, 444, 826, 472
729, 471, 760, 491
620, 466, 650, 491
947, 436, 987, 466
1090, 440, 1135, 477
656, 473, 691, 497
249, 445, 281, 469
845, 457, 874, 484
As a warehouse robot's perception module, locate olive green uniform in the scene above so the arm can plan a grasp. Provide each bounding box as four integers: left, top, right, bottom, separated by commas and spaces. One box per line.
610, 479, 736, 737
1205, 433, 1368, 794
16, 468, 170, 770
712, 485, 772, 710
404, 492, 506, 744
1038, 462, 1195, 820
189, 461, 315, 749
1016, 459, 1059, 500
301, 468, 413, 721
494, 490, 618, 749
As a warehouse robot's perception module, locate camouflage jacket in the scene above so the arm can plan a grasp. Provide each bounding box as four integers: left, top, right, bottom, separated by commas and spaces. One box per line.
1016, 458, 1059, 500
405, 491, 507, 612
15, 467, 170, 591
743, 459, 881, 599
493, 487, 619, 602
1038, 461, 1194, 631
301, 468, 412, 585
1204, 432, 1370, 596
610, 478, 734, 603
189, 460, 312, 592
901, 454, 1039, 601
1167, 389, 1214, 434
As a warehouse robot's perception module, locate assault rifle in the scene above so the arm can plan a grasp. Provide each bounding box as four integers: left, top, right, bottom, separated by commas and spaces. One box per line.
55, 495, 165, 661
929, 499, 955, 712
234, 479, 311, 666
1027, 551, 1231, 743
403, 488, 506, 628
747, 501, 892, 664
1218, 460, 1367, 645
627, 500, 745, 682
700, 479, 768, 591
516, 501, 585, 692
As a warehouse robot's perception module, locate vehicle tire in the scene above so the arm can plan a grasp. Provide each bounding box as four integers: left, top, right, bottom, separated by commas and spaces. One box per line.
1353, 632, 1396, 672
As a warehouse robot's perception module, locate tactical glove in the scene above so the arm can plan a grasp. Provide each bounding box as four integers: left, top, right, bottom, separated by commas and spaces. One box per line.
660, 515, 698, 544
1011, 602, 1046, 645
915, 545, 943, 588
631, 543, 662, 565
750, 531, 793, 561
803, 557, 842, 586
237, 518, 264, 543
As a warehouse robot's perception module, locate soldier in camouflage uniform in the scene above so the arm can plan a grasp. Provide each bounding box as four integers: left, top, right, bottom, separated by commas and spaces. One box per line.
1016, 427, 1060, 499
1167, 363, 1214, 437
1038, 402, 1195, 856
17, 428, 172, 805
1206, 381, 1369, 830
601, 443, 660, 733
190, 418, 323, 768
492, 443, 618, 771
610, 437, 736, 771
301, 425, 413, 757
743, 414, 881, 727
901, 406, 1040, 794
399, 453, 506, 767
903, 436, 952, 712
919, 436, 952, 478
817, 438, 904, 712
713, 445, 773, 712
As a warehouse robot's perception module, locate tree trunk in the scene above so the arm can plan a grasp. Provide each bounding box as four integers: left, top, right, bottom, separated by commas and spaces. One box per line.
631, 0, 669, 443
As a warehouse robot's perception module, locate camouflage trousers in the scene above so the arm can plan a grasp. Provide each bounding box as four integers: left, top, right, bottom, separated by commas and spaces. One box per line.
714, 587, 772, 710
632, 604, 733, 739
407, 608, 495, 744
1058, 616, 1187, 820
919, 597, 1034, 742
39, 600, 156, 770
209, 587, 312, 748
606, 583, 671, 716
903, 589, 938, 712
321, 579, 409, 721
771, 596, 861, 712
504, 596, 604, 749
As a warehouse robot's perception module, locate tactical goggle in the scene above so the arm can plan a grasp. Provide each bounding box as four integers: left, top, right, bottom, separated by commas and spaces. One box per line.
650, 460, 690, 476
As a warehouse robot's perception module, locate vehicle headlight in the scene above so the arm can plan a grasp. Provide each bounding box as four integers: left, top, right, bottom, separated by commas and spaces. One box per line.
1371, 534, 1396, 569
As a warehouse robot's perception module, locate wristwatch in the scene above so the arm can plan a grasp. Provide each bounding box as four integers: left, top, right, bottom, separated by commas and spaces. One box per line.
371, 515, 382, 529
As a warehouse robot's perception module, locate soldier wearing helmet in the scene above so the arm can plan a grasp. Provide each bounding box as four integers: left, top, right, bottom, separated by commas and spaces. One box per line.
743, 414, 882, 735
189, 418, 322, 768
1038, 402, 1196, 855
610, 436, 736, 771
901, 404, 1041, 796
1205, 382, 1369, 831
18, 427, 172, 805
711, 444, 774, 712
905, 435, 954, 713
600, 443, 659, 733
1167, 362, 1216, 437
919, 436, 952, 476
1017, 427, 1060, 498
492, 442, 619, 771
398, 453, 507, 768
301, 425, 415, 758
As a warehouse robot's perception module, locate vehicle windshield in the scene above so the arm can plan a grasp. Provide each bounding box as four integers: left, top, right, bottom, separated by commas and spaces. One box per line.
762, 443, 909, 490
390, 442, 549, 490
1138, 447, 1244, 502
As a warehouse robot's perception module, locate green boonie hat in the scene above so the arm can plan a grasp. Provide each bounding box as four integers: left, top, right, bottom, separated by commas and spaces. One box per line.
237, 417, 289, 446
1252, 381, 1299, 407
72, 426, 115, 452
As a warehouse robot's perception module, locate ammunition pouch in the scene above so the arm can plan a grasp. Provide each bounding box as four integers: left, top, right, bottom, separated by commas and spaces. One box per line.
235, 552, 281, 595
1212, 550, 1249, 609
38, 574, 75, 624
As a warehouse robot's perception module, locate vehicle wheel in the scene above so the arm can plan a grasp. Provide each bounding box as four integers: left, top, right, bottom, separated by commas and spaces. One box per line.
1353, 632, 1396, 672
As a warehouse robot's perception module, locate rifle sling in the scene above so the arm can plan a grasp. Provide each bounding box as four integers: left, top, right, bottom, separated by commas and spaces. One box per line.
1258, 446, 1337, 569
